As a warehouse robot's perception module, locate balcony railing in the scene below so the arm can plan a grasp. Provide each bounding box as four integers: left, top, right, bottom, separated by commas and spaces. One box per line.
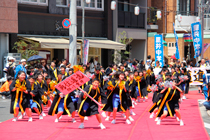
118, 11, 145, 29
176, 11, 198, 16
147, 7, 157, 24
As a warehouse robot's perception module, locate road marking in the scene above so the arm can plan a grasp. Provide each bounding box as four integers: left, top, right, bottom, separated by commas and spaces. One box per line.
204, 122, 210, 129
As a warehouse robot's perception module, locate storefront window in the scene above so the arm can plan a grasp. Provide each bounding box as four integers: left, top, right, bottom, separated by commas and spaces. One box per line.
88, 47, 101, 64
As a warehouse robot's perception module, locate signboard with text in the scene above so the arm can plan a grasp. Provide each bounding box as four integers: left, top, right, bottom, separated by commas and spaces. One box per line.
55, 71, 90, 95
154, 34, 164, 67
191, 22, 202, 58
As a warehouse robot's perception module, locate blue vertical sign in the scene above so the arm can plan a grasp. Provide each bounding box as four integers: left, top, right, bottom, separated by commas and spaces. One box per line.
173, 23, 180, 59
191, 22, 202, 58
154, 34, 164, 67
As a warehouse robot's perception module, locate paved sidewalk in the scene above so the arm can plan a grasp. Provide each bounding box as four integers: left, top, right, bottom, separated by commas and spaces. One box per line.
0, 98, 13, 122
199, 101, 210, 136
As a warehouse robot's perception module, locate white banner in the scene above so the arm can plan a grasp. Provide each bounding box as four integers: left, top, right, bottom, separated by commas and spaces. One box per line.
83, 39, 89, 65
154, 67, 210, 85
187, 67, 210, 85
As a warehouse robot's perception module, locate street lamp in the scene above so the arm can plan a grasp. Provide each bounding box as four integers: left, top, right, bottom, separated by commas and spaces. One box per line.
134, 6, 139, 15
157, 10, 161, 19
111, 1, 116, 10
86, 0, 91, 4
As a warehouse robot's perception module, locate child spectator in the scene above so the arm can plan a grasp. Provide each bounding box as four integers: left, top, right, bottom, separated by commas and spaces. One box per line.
0, 76, 14, 99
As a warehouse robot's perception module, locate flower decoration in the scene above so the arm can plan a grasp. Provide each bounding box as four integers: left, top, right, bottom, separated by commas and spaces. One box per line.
118, 81, 125, 90
15, 81, 26, 91
50, 81, 57, 91
135, 76, 141, 82
147, 69, 151, 75
73, 65, 84, 73
147, 86, 151, 92
107, 81, 114, 90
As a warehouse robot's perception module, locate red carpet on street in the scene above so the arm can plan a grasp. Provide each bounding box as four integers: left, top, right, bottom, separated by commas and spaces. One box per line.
0, 91, 209, 140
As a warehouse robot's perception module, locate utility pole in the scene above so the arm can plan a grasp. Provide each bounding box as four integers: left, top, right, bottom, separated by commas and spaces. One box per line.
82, 0, 85, 63
69, 0, 77, 66
200, 0, 204, 59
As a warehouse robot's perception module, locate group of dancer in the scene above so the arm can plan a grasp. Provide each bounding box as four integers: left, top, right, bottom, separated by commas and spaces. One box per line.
148, 66, 190, 126
9, 61, 190, 129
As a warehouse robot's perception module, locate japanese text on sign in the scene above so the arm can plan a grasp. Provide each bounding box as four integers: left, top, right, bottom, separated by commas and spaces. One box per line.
55, 71, 90, 95
154, 34, 164, 67
191, 22, 202, 58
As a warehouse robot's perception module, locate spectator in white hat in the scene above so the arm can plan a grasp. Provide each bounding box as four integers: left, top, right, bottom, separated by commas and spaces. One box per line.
14, 59, 27, 79
3, 57, 16, 77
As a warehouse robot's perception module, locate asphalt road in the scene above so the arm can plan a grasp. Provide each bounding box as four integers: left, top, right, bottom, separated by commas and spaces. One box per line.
0, 87, 209, 137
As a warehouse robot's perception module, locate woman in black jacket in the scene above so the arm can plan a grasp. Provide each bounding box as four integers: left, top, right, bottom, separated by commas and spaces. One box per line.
10, 71, 32, 122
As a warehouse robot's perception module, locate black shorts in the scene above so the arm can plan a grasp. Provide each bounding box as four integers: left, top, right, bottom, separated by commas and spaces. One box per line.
174, 101, 179, 110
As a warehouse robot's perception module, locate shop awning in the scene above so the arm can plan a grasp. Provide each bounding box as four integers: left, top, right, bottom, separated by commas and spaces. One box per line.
20, 36, 126, 50
86, 39, 126, 50
163, 40, 167, 47
75, 39, 126, 50
20, 37, 71, 49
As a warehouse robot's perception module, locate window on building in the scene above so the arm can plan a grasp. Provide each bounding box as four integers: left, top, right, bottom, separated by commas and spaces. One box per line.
88, 47, 101, 63
97, 0, 102, 8
77, 0, 104, 11
168, 42, 176, 47
177, 0, 191, 15
168, 42, 176, 56
77, 0, 81, 6
56, 0, 103, 10
56, 0, 68, 6
118, 0, 129, 12
172, 43, 174, 47
18, 0, 48, 5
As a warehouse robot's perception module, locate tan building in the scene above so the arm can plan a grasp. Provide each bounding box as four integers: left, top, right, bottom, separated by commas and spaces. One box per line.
147, 0, 210, 65
0, 0, 18, 77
